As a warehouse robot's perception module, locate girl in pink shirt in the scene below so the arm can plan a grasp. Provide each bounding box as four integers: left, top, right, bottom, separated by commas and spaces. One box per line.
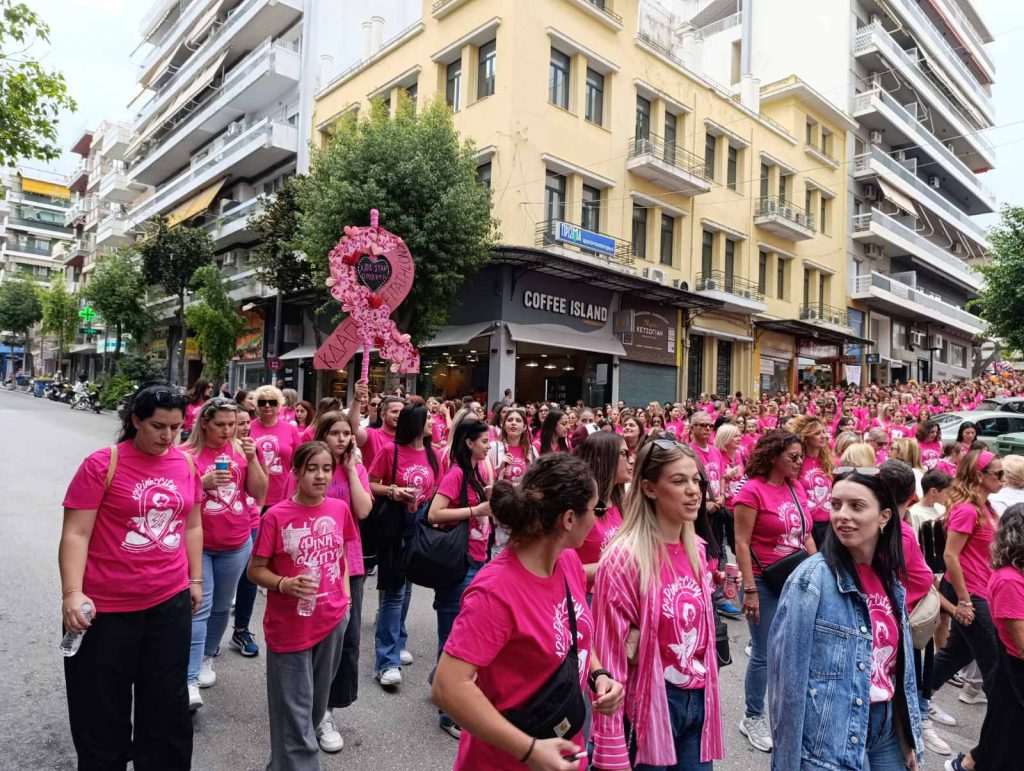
793, 415, 834, 548
489, 407, 537, 557
714, 423, 745, 568
60, 384, 201, 769
534, 408, 570, 455
573, 431, 631, 594
248, 442, 352, 770
739, 417, 759, 464
182, 377, 212, 439
433, 454, 625, 769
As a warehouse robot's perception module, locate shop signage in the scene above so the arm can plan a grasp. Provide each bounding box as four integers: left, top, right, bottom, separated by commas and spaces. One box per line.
267, 356, 282, 372
95, 335, 131, 354
798, 341, 839, 360
618, 300, 678, 366
522, 290, 609, 323
553, 221, 616, 257
235, 309, 264, 362
866, 353, 881, 364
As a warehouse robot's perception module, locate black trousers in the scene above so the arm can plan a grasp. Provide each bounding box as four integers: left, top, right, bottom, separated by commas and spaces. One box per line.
328, 574, 365, 709
711, 506, 734, 566
972, 647, 1024, 769
64, 589, 193, 771
931, 583, 1001, 695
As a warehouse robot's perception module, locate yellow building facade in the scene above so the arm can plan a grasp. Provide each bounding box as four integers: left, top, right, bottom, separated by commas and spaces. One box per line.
313, 0, 863, 401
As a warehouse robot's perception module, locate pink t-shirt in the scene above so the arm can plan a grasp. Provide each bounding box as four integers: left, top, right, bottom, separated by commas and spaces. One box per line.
445, 549, 591, 770
721, 450, 745, 504
362, 426, 396, 472
249, 419, 302, 507
945, 502, 998, 598
799, 455, 832, 524
739, 434, 758, 463
329, 463, 370, 578
495, 443, 530, 483
184, 400, 204, 431
936, 459, 958, 477
431, 414, 450, 446
888, 424, 912, 442
919, 441, 942, 470
758, 415, 779, 432
690, 442, 724, 499
856, 564, 899, 703
192, 443, 251, 551
63, 442, 202, 612
253, 497, 351, 653
665, 421, 687, 440
900, 520, 935, 612
368, 442, 439, 511
301, 425, 315, 443
733, 478, 810, 574
436, 465, 491, 565
988, 566, 1024, 660
576, 504, 623, 591
658, 542, 711, 690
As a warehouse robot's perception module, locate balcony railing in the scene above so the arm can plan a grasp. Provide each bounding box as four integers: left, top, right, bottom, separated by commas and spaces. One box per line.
851, 271, 984, 331
805, 142, 839, 166
6, 242, 52, 257
800, 303, 849, 326
534, 219, 635, 268
697, 11, 741, 39
201, 197, 263, 235
694, 270, 764, 302
628, 134, 710, 179
8, 215, 70, 234
579, 0, 623, 24
931, 0, 994, 74
754, 196, 816, 231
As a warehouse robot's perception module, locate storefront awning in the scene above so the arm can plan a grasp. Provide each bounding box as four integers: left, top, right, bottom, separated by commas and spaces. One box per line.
20, 177, 70, 200
505, 322, 627, 357
689, 325, 753, 343
69, 343, 96, 354
755, 319, 874, 346
420, 322, 497, 349
166, 178, 225, 227
280, 345, 317, 360
877, 179, 917, 216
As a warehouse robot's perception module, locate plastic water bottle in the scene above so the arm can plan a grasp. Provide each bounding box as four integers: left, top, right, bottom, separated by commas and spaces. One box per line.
296, 565, 321, 617
60, 603, 93, 658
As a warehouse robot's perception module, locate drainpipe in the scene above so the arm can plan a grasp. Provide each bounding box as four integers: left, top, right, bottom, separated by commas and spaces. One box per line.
739, 0, 760, 112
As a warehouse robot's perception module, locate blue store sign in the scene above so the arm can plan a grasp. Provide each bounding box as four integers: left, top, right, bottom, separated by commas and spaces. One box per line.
555, 221, 615, 257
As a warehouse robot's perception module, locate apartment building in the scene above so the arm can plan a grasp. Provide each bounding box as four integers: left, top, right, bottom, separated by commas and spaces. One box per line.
693, 0, 993, 383
0, 173, 74, 289
312, 0, 866, 403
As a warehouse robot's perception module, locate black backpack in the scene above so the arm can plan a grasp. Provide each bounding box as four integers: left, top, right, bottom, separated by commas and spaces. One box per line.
918, 518, 948, 574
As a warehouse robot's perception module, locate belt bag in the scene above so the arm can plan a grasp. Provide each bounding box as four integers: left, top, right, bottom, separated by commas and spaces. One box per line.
750, 481, 809, 595
502, 579, 587, 740
909, 584, 942, 649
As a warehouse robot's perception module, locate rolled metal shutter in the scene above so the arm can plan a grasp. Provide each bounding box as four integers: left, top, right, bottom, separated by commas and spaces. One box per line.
618, 361, 677, 407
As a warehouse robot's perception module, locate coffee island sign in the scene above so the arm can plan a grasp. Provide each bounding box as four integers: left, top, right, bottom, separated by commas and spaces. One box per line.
522, 290, 609, 324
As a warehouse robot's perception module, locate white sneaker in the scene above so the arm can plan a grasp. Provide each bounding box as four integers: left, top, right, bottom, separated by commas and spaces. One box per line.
378, 667, 402, 687
188, 684, 203, 712
929, 703, 958, 726
400, 649, 414, 665
197, 656, 217, 688
316, 711, 344, 753
744, 643, 752, 657
959, 683, 987, 704
739, 715, 772, 752
921, 719, 951, 755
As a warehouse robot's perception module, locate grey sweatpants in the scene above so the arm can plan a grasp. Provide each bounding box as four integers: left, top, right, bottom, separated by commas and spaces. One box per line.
266, 613, 349, 771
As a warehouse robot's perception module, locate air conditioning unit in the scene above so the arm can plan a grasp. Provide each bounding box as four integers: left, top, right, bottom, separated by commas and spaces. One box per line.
869, 130, 883, 144
911, 330, 926, 347
893, 150, 907, 161
929, 334, 945, 349
761, 198, 778, 215
952, 242, 964, 255
866, 243, 884, 258
928, 175, 940, 188
795, 212, 808, 227
740, 289, 752, 299
221, 251, 236, 266
673, 279, 689, 290
226, 120, 244, 137
903, 157, 918, 173
805, 307, 820, 319
704, 278, 719, 291
864, 184, 878, 200
829, 314, 844, 325
643, 267, 667, 284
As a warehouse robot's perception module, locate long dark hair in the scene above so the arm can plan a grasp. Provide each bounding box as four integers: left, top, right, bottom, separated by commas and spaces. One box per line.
572, 431, 626, 513
956, 421, 977, 443
187, 378, 211, 406
394, 402, 439, 476
117, 381, 187, 442
313, 410, 355, 464
539, 408, 568, 455
450, 420, 488, 502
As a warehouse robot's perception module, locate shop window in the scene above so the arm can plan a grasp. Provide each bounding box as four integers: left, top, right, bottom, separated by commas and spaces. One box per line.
477, 39, 496, 99
716, 340, 732, 396
549, 49, 570, 109
688, 334, 704, 398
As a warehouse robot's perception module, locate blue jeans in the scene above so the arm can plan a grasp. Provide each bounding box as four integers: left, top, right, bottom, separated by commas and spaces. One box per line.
864, 700, 907, 770
433, 562, 481, 664
232, 528, 259, 630
374, 580, 413, 673
744, 575, 781, 718
635, 687, 711, 771
188, 540, 253, 683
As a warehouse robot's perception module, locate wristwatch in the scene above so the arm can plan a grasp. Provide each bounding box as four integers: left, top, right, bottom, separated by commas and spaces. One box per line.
588, 668, 612, 693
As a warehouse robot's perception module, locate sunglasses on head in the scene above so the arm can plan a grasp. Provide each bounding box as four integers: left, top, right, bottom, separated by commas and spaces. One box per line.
835, 466, 880, 479
257, 399, 278, 407
204, 397, 237, 412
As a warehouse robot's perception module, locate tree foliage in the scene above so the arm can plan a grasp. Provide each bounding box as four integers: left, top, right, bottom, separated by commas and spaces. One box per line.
0, 1, 77, 166
248, 174, 313, 293
973, 205, 1024, 355
297, 95, 498, 344
0, 277, 41, 369
81, 248, 152, 371
39, 278, 78, 373
185, 265, 243, 383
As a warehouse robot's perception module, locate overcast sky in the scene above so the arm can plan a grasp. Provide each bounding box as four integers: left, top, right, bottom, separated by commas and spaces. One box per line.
26, 0, 1024, 227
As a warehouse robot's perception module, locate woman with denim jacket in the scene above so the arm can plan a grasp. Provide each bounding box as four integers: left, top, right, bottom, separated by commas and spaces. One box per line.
768, 471, 922, 770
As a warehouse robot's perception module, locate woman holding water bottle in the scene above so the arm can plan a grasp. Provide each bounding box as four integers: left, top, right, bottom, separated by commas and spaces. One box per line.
248, 441, 353, 770
58, 383, 203, 770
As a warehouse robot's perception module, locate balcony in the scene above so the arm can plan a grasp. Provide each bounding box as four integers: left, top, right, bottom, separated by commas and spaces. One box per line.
753, 196, 815, 240
129, 118, 298, 226
68, 159, 89, 194
853, 86, 995, 214
131, 39, 300, 186
563, 0, 624, 30
52, 238, 90, 267
799, 303, 852, 330
7, 214, 71, 236
932, 0, 994, 75
201, 196, 263, 247
627, 135, 712, 196
98, 169, 148, 205
5, 241, 53, 258
853, 147, 988, 247
95, 215, 132, 247
851, 271, 985, 336
851, 209, 981, 292
98, 122, 133, 160
693, 270, 767, 314
535, 219, 635, 272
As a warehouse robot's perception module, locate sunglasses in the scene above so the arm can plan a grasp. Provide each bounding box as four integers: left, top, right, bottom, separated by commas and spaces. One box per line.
369, 401, 381, 408
204, 397, 237, 413
257, 399, 278, 407
692, 422, 713, 429
785, 452, 805, 463
594, 500, 609, 516
984, 468, 1005, 480
835, 466, 881, 479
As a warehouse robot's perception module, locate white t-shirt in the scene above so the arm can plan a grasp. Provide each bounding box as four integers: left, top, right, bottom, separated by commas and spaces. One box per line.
989, 487, 1024, 517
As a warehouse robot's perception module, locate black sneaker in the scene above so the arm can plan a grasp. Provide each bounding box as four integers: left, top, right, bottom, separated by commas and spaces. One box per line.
230, 628, 259, 657
439, 716, 462, 740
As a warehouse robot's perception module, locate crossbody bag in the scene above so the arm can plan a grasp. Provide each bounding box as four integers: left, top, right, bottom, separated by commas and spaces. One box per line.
749, 481, 810, 595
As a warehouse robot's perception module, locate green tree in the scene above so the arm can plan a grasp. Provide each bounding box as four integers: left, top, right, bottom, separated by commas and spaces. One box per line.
973, 205, 1024, 355
82, 248, 152, 373
39, 278, 78, 376
138, 217, 214, 385
297, 95, 498, 345
0, 2, 77, 165
249, 174, 313, 294
0, 277, 42, 372
185, 265, 243, 383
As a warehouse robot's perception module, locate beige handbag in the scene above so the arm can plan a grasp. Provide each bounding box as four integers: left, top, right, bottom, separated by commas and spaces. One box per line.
909, 584, 941, 649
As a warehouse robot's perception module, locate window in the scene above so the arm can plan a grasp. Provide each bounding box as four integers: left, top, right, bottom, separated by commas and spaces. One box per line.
759, 163, 770, 199
818, 273, 826, 312
778, 173, 788, 204
724, 239, 736, 290
805, 188, 813, 219
777, 259, 786, 299
806, 118, 817, 144
585, 68, 604, 125
892, 321, 907, 349
549, 49, 570, 109
660, 214, 674, 266
758, 250, 768, 294
821, 128, 833, 156
404, 83, 418, 106
632, 204, 648, 258
727, 145, 738, 191
581, 184, 601, 232
701, 229, 713, 278
477, 162, 492, 188
664, 113, 677, 165
950, 343, 966, 369
820, 196, 831, 235
477, 39, 496, 99
636, 96, 651, 141
544, 171, 566, 222
446, 59, 462, 111
704, 133, 717, 180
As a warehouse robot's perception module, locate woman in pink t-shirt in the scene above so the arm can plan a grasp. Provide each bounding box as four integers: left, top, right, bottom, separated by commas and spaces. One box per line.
248, 442, 352, 770
60, 383, 202, 769
930, 450, 1004, 701
739, 417, 760, 464
182, 377, 213, 440
793, 415, 834, 549
915, 420, 943, 471
230, 406, 266, 658
732, 429, 816, 752
249, 384, 303, 510
534, 408, 570, 455
713, 422, 744, 571
488, 407, 537, 558
573, 431, 630, 595
433, 454, 624, 769
182, 399, 267, 710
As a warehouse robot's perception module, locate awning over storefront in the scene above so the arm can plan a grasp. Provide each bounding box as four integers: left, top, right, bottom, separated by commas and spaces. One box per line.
280, 345, 317, 360
69, 343, 95, 354
690, 325, 753, 343
166, 178, 225, 227
755, 319, 874, 346
20, 177, 70, 200
420, 322, 497, 349
505, 322, 626, 357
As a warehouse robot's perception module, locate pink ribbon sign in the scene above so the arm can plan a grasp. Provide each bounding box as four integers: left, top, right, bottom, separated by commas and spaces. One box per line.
314, 209, 419, 375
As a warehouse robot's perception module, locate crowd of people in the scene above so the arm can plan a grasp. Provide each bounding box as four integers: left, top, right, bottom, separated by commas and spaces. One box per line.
55, 372, 1024, 770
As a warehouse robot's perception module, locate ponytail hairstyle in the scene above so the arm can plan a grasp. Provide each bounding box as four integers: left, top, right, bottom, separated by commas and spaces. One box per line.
539, 408, 569, 454
490, 454, 596, 547
184, 397, 240, 456
117, 381, 187, 442
291, 440, 336, 475
450, 419, 489, 503
572, 430, 627, 513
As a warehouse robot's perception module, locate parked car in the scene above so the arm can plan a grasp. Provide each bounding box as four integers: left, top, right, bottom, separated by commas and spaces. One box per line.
933, 411, 1024, 451
976, 397, 1024, 414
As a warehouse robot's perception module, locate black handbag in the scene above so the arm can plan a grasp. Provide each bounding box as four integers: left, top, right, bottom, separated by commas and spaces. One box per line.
503, 580, 587, 740
371, 444, 415, 591
749, 481, 810, 595
715, 609, 732, 667
401, 477, 470, 590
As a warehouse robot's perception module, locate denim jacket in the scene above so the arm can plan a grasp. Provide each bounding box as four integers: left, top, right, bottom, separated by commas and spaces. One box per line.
767, 554, 923, 770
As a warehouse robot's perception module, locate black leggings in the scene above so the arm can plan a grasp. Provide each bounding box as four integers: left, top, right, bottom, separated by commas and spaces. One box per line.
971, 648, 1024, 768
931, 583, 1001, 695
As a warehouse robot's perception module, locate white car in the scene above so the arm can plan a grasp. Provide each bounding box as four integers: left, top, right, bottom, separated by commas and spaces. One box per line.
933, 411, 1024, 451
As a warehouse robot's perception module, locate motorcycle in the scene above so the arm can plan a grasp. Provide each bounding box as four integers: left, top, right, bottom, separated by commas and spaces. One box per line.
70, 387, 102, 413
48, 382, 74, 404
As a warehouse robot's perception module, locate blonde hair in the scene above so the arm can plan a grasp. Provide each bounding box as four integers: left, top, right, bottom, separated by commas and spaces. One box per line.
791, 415, 834, 476
833, 431, 861, 459
281, 388, 298, 409
714, 423, 741, 452
889, 437, 923, 471
1003, 454, 1024, 490
183, 399, 241, 456
840, 442, 877, 468
253, 384, 284, 404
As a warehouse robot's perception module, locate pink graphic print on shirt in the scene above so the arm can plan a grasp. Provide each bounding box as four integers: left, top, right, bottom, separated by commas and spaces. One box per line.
553, 593, 593, 683
200, 460, 244, 516
866, 591, 898, 702
660, 573, 709, 688
773, 500, 805, 555
400, 463, 434, 509
281, 515, 346, 586
124, 478, 186, 552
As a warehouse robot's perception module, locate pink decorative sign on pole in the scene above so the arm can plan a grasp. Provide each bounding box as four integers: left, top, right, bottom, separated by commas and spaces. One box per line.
314, 209, 419, 375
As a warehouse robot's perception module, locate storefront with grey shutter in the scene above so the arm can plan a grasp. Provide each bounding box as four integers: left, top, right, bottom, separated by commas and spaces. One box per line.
615, 299, 680, 406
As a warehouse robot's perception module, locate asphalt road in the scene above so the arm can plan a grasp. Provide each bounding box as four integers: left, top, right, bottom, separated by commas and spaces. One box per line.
0, 388, 984, 770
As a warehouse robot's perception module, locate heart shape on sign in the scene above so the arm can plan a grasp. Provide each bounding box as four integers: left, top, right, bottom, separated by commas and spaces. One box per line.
356, 254, 392, 293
